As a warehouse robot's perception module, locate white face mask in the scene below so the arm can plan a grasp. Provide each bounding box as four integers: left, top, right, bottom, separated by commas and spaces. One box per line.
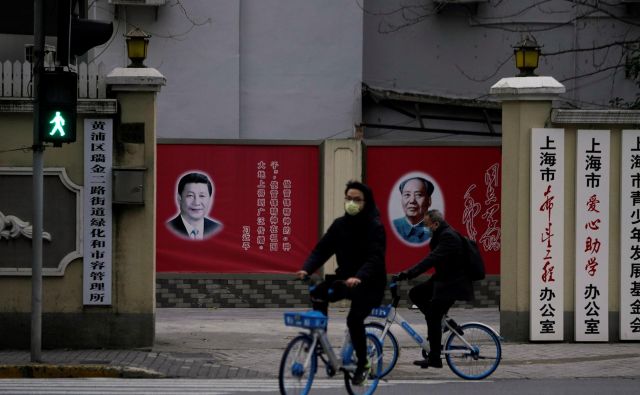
344, 200, 361, 216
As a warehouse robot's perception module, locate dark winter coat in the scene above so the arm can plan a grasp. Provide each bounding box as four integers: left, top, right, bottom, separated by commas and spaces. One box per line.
302, 185, 387, 292
405, 221, 474, 301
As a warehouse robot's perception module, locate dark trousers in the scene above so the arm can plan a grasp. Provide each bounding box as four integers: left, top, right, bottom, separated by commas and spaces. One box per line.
310, 280, 380, 367
408, 279, 454, 357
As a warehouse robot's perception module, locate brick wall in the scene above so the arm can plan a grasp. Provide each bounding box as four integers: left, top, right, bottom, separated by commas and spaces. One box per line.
156, 275, 500, 308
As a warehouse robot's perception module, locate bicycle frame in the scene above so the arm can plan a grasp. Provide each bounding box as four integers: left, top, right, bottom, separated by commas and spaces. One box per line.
301, 327, 357, 374
370, 304, 430, 353
280, 278, 384, 395
369, 283, 498, 356
365, 281, 503, 381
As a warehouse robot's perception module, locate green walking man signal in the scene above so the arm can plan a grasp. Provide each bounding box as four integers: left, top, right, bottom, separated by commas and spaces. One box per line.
39, 70, 77, 145
49, 111, 67, 137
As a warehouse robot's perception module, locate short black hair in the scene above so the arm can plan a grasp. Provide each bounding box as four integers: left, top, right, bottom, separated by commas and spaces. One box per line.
345, 180, 372, 201
399, 177, 434, 197
344, 180, 379, 217
178, 172, 212, 196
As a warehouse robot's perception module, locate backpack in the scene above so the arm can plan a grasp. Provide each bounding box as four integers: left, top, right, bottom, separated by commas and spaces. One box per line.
457, 231, 486, 281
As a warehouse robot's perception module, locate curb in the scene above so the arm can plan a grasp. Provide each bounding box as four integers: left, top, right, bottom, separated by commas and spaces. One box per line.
0, 364, 163, 379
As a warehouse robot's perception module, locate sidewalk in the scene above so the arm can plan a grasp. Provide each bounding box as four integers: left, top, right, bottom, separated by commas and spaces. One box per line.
1, 307, 640, 379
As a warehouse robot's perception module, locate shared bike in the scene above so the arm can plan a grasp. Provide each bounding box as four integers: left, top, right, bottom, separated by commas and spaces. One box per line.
365, 280, 502, 380
279, 278, 384, 395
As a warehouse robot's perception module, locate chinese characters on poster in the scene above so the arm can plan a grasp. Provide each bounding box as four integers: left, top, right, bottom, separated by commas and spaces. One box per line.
366, 146, 501, 275
156, 144, 319, 273
242, 160, 293, 253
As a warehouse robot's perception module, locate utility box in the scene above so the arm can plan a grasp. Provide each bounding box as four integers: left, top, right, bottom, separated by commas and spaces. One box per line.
113, 168, 145, 204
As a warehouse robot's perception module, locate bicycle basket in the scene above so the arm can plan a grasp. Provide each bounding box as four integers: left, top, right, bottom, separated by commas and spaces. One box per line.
284, 311, 327, 329
369, 306, 390, 318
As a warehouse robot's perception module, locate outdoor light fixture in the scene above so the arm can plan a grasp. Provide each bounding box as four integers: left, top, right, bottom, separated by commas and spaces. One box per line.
513, 36, 542, 77
125, 28, 151, 68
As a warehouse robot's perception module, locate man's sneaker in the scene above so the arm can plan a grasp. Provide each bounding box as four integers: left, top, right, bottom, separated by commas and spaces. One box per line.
351, 360, 371, 386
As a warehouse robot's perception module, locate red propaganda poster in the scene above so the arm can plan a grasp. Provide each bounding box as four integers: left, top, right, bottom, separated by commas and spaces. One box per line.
157, 144, 320, 273
366, 146, 501, 275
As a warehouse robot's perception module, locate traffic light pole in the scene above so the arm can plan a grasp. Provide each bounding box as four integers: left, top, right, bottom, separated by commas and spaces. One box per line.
31, 0, 44, 363
27, 1, 112, 360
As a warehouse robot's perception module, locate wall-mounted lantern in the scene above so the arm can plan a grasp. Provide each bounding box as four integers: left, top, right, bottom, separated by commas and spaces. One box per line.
125, 28, 151, 68
513, 36, 542, 77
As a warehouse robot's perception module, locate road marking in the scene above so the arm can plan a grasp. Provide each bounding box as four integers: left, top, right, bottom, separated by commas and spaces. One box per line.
0, 378, 484, 394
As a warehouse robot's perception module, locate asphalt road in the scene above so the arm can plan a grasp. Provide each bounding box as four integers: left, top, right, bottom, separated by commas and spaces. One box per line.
0, 378, 638, 395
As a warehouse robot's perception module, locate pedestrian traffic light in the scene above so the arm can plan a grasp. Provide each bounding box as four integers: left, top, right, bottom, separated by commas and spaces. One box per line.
39, 70, 77, 146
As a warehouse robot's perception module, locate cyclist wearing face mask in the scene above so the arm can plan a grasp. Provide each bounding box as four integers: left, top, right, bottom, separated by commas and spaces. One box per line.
296, 180, 387, 386
394, 209, 474, 369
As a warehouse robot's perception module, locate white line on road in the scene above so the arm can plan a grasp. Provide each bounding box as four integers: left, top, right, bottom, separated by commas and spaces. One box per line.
0, 378, 482, 394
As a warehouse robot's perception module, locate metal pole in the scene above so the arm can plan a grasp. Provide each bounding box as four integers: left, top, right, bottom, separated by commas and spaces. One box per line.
31, 0, 44, 363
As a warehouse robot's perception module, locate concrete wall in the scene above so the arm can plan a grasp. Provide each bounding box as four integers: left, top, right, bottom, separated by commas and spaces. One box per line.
0, 72, 159, 348
498, 99, 556, 341
155, 274, 500, 309
363, 0, 640, 109
494, 76, 634, 341
320, 139, 363, 274
89, 0, 363, 140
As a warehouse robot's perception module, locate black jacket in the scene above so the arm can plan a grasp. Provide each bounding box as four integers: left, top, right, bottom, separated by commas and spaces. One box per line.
167, 215, 222, 239
405, 221, 474, 301
302, 185, 387, 291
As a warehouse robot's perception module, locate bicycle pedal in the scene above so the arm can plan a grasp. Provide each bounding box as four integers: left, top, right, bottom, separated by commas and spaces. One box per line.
342, 364, 357, 373
325, 365, 336, 377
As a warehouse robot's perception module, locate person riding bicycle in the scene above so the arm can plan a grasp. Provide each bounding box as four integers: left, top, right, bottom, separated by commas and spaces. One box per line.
394, 209, 474, 368
296, 180, 387, 386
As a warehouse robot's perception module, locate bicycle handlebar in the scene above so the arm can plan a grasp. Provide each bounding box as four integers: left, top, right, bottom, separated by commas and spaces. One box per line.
388, 280, 401, 307
298, 275, 348, 297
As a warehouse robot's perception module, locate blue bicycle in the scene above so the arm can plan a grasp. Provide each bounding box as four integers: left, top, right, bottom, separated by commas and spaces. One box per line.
279, 278, 384, 395
365, 280, 502, 380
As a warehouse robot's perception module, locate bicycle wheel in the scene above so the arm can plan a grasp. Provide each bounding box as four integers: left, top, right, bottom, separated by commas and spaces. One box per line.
279, 335, 317, 395
365, 322, 399, 378
444, 323, 501, 380
343, 333, 383, 395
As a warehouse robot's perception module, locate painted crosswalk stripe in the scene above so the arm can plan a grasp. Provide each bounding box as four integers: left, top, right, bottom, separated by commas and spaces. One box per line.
0, 378, 474, 394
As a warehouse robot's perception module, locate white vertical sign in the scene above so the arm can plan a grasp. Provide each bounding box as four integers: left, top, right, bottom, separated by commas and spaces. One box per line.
83, 119, 113, 305
621, 130, 640, 340
530, 128, 564, 341
575, 130, 609, 341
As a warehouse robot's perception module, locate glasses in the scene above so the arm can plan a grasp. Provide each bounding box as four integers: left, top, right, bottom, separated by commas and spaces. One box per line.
345, 197, 364, 203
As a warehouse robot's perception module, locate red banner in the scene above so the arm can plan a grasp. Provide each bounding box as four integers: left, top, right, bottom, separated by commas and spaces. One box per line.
157, 144, 320, 273
365, 146, 501, 275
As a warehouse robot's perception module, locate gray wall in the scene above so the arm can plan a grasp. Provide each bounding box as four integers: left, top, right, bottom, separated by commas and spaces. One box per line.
92, 0, 363, 140
2, 1, 636, 142
363, 0, 639, 109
